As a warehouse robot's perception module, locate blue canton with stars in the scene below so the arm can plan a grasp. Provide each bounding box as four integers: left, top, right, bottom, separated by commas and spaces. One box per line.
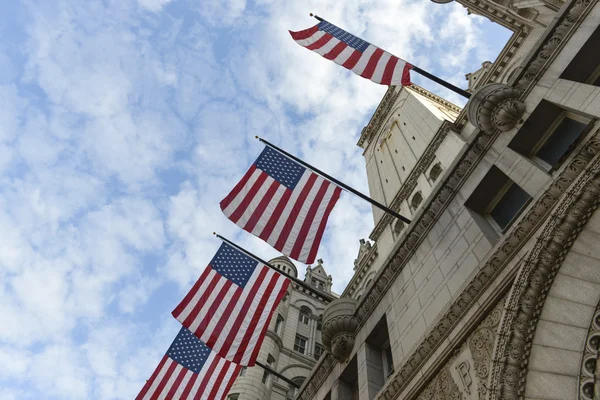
317, 21, 371, 52
255, 146, 305, 190
209, 243, 259, 287
167, 328, 212, 374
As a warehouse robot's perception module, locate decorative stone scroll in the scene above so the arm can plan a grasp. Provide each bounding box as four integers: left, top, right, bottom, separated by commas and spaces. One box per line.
466, 83, 525, 133
321, 298, 358, 363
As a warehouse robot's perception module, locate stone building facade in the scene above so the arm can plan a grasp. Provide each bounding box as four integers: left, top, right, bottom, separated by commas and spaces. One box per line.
289, 0, 600, 399
226, 257, 337, 400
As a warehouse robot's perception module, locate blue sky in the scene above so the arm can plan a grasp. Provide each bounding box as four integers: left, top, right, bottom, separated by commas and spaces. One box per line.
0, 0, 510, 398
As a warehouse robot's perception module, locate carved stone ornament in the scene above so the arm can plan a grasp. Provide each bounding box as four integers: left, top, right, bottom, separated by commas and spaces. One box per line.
489, 157, 600, 400
466, 83, 525, 133
580, 302, 600, 399
321, 298, 358, 363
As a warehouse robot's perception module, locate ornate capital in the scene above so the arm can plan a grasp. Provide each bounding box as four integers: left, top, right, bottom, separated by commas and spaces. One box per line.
466, 83, 525, 133
321, 298, 358, 363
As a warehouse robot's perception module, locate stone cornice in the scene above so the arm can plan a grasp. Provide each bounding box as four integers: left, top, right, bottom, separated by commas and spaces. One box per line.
292, 282, 336, 304
280, 346, 318, 366
481, 30, 528, 87
513, 0, 596, 95
357, 86, 401, 148
406, 85, 462, 115
458, 0, 536, 31
356, 85, 459, 150
369, 120, 457, 241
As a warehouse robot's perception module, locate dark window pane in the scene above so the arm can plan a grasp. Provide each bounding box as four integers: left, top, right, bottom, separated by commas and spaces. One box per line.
536, 117, 587, 167
385, 346, 394, 375
490, 183, 531, 230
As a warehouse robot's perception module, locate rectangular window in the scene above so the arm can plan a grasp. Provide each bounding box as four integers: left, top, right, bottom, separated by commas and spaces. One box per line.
239, 366, 247, 377
294, 334, 307, 354
465, 166, 532, 237
262, 370, 270, 385
275, 315, 284, 335
508, 101, 591, 172
488, 181, 531, 231
532, 115, 588, 169
227, 395, 239, 400
382, 341, 394, 377
314, 343, 324, 360
299, 312, 309, 325
560, 25, 600, 87
365, 315, 393, 397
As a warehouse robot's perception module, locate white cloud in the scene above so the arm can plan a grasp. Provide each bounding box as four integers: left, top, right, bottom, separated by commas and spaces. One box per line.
137, 0, 172, 12
0, 0, 510, 397
29, 344, 90, 399
0, 347, 31, 379
195, 0, 247, 26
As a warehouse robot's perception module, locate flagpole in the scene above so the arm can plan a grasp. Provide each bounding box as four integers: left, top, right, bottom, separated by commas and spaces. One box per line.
214, 233, 336, 302
410, 67, 471, 99
256, 361, 302, 388
309, 14, 471, 99
256, 138, 412, 225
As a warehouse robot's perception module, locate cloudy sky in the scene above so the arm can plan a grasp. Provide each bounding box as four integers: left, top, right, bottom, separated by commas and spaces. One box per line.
0, 0, 510, 398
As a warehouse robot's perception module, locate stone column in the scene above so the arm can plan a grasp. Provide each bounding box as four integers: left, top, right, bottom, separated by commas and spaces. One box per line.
307, 317, 316, 358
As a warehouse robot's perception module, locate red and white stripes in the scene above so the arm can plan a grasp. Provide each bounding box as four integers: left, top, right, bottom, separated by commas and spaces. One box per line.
172, 264, 289, 366
136, 354, 240, 400
289, 25, 412, 86
220, 166, 342, 264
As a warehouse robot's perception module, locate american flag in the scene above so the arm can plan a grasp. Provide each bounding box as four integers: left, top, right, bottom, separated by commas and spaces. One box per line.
220, 146, 342, 264
136, 328, 241, 400
290, 19, 412, 86
172, 242, 290, 366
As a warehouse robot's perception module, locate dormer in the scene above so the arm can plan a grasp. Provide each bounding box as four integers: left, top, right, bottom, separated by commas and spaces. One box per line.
304, 259, 332, 293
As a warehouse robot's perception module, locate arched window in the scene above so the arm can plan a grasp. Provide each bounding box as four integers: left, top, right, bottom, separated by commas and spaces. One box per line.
287, 377, 306, 399
262, 354, 276, 386
411, 191, 423, 210
298, 306, 311, 324
275, 314, 284, 335
429, 163, 443, 182
393, 219, 405, 236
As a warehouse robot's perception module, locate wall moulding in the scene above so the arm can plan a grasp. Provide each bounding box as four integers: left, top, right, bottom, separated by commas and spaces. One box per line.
489, 154, 600, 400
369, 120, 458, 242
512, 0, 596, 95
294, 1, 598, 398
297, 90, 600, 400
